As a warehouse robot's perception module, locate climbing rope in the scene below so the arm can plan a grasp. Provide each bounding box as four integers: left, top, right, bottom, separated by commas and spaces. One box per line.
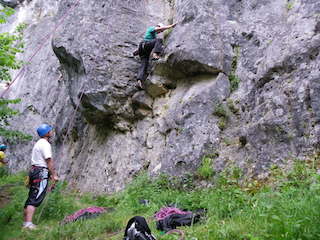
0, 0, 81, 99
36, 82, 86, 224
163, 229, 185, 240
57, 81, 85, 174
36, 90, 85, 224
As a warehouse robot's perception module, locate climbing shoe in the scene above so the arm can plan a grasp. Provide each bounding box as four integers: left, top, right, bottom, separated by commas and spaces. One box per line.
133, 49, 139, 56
22, 223, 37, 230
152, 53, 160, 60
136, 80, 143, 90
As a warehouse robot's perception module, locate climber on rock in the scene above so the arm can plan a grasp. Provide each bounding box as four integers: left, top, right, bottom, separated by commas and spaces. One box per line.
135, 22, 176, 89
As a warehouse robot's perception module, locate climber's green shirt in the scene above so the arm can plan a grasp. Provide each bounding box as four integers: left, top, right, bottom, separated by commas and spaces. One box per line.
144, 27, 157, 41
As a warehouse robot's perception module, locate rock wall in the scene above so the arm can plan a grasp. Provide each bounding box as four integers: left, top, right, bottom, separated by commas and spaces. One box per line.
2, 0, 320, 193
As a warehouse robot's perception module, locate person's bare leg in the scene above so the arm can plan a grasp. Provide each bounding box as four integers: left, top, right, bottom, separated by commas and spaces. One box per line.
24, 205, 36, 222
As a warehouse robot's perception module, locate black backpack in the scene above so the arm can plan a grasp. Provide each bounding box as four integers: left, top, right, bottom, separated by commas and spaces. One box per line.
156, 209, 206, 232
124, 216, 156, 240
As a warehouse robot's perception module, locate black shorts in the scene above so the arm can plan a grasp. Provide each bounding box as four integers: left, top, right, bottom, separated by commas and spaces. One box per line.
24, 166, 49, 208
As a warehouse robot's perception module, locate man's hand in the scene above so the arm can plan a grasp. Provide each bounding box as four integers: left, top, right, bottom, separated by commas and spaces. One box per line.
51, 174, 59, 182
156, 23, 178, 33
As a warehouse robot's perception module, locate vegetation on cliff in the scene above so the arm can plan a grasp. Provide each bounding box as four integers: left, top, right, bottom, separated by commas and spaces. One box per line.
0, 7, 31, 141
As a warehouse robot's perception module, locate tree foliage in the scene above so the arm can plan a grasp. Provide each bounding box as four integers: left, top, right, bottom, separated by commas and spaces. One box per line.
0, 6, 31, 141
0, 7, 26, 81
0, 6, 14, 24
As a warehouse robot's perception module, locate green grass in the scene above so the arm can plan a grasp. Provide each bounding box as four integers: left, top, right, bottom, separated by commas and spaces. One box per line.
1, 160, 320, 240
197, 156, 214, 179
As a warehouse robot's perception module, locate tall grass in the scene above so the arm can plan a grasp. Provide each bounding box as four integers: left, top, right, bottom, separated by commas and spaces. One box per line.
1, 159, 320, 239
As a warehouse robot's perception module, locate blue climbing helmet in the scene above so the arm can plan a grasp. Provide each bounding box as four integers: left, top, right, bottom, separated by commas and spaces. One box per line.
0, 144, 7, 151
37, 124, 53, 137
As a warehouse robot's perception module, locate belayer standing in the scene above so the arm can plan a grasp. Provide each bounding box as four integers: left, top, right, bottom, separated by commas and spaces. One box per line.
23, 124, 59, 230
0, 144, 7, 166
0, 144, 8, 175
135, 23, 176, 88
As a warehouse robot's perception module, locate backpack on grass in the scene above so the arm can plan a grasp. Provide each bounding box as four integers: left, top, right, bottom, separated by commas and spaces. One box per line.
124, 216, 156, 240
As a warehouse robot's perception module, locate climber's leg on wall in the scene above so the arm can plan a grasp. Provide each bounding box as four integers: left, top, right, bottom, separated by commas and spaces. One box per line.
151, 38, 163, 60
137, 56, 150, 88
136, 38, 164, 88
136, 41, 152, 88
142, 39, 163, 60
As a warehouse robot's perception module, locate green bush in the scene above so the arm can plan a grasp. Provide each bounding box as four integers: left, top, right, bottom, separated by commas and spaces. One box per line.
218, 118, 227, 130
213, 103, 229, 130
229, 46, 241, 92
229, 74, 240, 92
213, 103, 228, 118
197, 156, 214, 179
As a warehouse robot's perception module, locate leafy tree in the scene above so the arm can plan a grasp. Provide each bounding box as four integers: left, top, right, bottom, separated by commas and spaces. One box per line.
0, 6, 31, 141
0, 6, 14, 24
0, 7, 26, 81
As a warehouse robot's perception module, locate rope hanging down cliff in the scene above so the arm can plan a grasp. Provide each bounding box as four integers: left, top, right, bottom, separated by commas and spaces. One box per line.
0, 0, 81, 99
37, 80, 85, 224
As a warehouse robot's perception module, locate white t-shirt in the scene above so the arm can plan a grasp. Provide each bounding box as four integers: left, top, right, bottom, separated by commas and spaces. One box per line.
31, 138, 52, 167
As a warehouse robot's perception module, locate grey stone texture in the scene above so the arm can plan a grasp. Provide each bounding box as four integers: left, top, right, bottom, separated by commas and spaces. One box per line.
0, 0, 19, 8
3, 0, 320, 192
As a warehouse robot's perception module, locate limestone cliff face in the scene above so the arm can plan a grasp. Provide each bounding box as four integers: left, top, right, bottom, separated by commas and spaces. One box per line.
3, 0, 320, 192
